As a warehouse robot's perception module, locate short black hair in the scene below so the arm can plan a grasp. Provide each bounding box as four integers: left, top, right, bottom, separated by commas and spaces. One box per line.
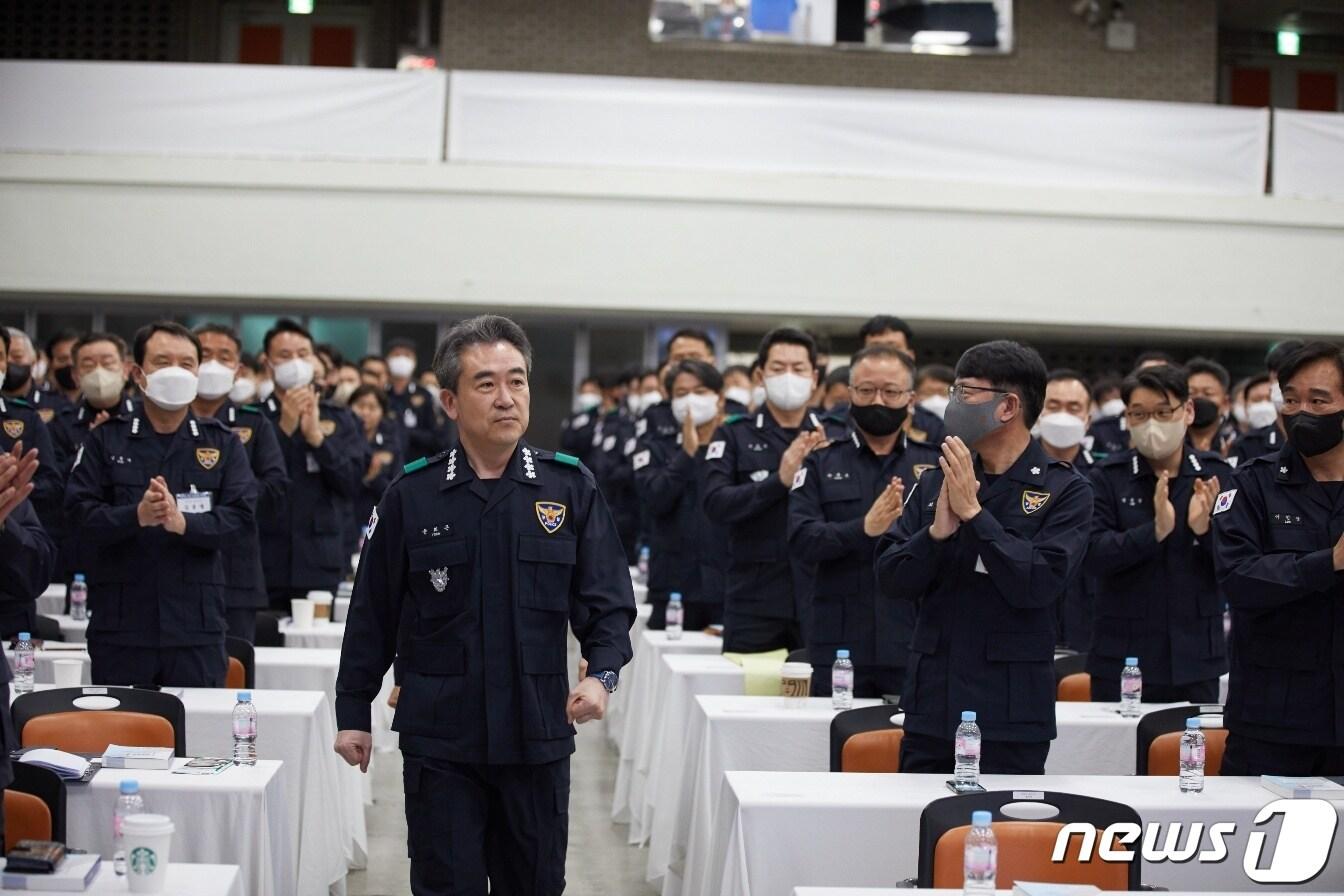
133, 321, 201, 366
639, 368, 660, 382
1278, 341, 1344, 394
348, 384, 389, 413
239, 352, 260, 373
1185, 356, 1230, 392
850, 346, 916, 382
386, 338, 417, 355
315, 342, 343, 368
1133, 350, 1176, 369
0, 327, 8, 355
359, 354, 387, 370
1121, 363, 1189, 405
723, 364, 751, 379
954, 340, 1048, 427
663, 359, 723, 394
823, 365, 850, 389
1046, 368, 1091, 397
45, 328, 82, 359
1241, 372, 1270, 396
858, 315, 914, 346
193, 322, 242, 354
1091, 376, 1122, 403
263, 318, 313, 355
579, 375, 600, 389
665, 328, 715, 356
1266, 339, 1306, 375
73, 332, 128, 365
432, 315, 533, 393
756, 327, 817, 369
915, 363, 955, 389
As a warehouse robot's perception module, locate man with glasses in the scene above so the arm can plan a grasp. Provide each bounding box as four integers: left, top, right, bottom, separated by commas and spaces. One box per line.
877, 341, 1092, 774
789, 346, 939, 697
1086, 364, 1230, 703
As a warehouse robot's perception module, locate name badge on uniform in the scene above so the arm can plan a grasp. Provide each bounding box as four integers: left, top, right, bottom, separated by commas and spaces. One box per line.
177, 491, 213, 514
403, 409, 417, 429
706, 440, 725, 461
306, 453, 321, 474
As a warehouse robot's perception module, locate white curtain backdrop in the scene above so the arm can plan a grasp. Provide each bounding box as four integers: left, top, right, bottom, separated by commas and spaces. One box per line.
1273, 109, 1344, 201
448, 70, 1270, 196
0, 61, 447, 162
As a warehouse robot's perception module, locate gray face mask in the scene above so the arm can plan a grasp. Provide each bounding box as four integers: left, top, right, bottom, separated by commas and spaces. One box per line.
943, 392, 1007, 448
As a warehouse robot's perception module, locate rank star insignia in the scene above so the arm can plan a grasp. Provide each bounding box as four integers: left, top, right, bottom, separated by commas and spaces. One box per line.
536, 501, 566, 534
2, 419, 23, 439
1280, 466, 1289, 475
1021, 490, 1051, 514
428, 567, 449, 592
196, 447, 221, 470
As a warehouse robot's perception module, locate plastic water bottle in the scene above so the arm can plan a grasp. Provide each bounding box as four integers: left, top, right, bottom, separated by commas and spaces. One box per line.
69, 574, 88, 622
1180, 717, 1206, 793
666, 593, 685, 640
12, 632, 34, 695
963, 810, 997, 893
637, 546, 650, 583
112, 779, 145, 875
954, 710, 981, 790
832, 649, 854, 710
232, 691, 258, 766
1120, 657, 1142, 717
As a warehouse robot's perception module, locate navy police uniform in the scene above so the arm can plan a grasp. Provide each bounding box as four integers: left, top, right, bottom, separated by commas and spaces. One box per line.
0, 499, 56, 641
788, 429, 940, 697
335, 442, 634, 895
590, 407, 642, 564
908, 404, 946, 447
211, 402, 288, 642
351, 417, 403, 560
387, 382, 447, 458
876, 439, 1092, 774
1085, 448, 1230, 702
1043, 442, 1098, 650
702, 408, 826, 653
1088, 414, 1128, 457
63, 407, 257, 686
0, 396, 63, 543
558, 407, 602, 468
48, 398, 135, 589
1230, 422, 1284, 469
259, 394, 369, 605
1213, 447, 1344, 775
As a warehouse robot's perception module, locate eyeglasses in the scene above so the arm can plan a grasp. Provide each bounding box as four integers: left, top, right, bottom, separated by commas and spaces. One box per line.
851, 385, 914, 404
1124, 405, 1182, 425
948, 383, 1011, 402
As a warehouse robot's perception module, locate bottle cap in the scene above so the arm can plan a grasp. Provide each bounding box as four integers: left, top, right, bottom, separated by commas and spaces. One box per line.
961, 710, 977, 722
17, 632, 30, 642
972, 810, 992, 826
1187, 717, 1202, 728
74, 574, 85, 582
237, 691, 252, 702
669, 592, 682, 601
1125, 657, 1139, 667
119, 779, 139, 794
836, 649, 850, 659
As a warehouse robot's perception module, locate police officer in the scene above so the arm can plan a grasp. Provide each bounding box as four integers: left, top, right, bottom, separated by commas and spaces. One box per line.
1088, 378, 1129, 457
347, 384, 403, 557
858, 315, 945, 445
1231, 340, 1303, 468
50, 333, 133, 470
1086, 364, 1230, 703
0, 440, 55, 640
722, 365, 754, 416
0, 328, 61, 531
1186, 357, 1239, 457
257, 319, 369, 609
877, 341, 1092, 774
591, 371, 647, 564
789, 346, 939, 697
334, 315, 634, 895
703, 328, 825, 653
3, 327, 71, 425
1214, 342, 1344, 776
559, 375, 604, 464
64, 322, 256, 687
44, 329, 84, 409
191, 324, 289, 643
633, 359, 729, 630
386, 339, 452, 457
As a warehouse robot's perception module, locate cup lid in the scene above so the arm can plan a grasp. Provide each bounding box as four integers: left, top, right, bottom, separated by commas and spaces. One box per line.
780, 662, 813, 675
305, 590, 334, 601
122, 813, 174, 836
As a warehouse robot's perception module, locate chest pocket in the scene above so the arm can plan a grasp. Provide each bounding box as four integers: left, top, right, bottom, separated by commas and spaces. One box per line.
110, 463, 147, 503
409, 539, 470, 619
819, 479, 864, 519
518, 535, 577, 611
1267, 521, 1326, 554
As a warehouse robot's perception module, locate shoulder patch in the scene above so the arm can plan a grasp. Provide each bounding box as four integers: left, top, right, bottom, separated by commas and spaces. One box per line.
632, 449, 651, 471
366, 506, 379, 539
552, 451, 581, 467
403, 457, 429, 474
791, 467, 807, 491
706, 440, 726, 461
1213, 488, 1237, 515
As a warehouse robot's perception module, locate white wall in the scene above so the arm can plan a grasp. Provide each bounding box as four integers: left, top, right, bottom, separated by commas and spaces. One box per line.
2, 153, 1343, 339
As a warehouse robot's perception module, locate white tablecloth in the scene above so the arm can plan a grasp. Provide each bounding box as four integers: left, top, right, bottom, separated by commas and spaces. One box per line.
612, 650, 741, 843
610, 629, 724, 759
715, 772, 1344, 895
604, 603, 654, 748
66, 760, 293, 896
0, 862, 245, 895
795, 891, 1305, 896
36, 584, 64, 617
280, 620, 347, 650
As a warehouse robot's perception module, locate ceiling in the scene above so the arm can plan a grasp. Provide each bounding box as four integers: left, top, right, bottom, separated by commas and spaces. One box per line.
1218, 0, 1344, 35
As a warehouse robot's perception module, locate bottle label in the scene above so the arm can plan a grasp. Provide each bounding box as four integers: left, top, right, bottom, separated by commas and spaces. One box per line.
15, 653, 34, 674
955, 734, 981, 759
1181, 742, 1205, 765
233, 718, 256, 738
964, 845, 996, 875
833, 670, 853, 690
1121, 677, 1141, 696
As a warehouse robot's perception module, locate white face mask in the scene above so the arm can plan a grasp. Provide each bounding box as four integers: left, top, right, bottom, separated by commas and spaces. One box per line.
1232, 402, 1247, 425
1100, 398, 1126, 418
33, 360, 48, 382
1035, 412, 1087, 449
918, 394, 949, 420
1130, 417, 1186, 460
387, 355, 416, 379
256, 379, 275, 402
143, 366, 198, 411
672, 392, 720, 426
331, 381, 358, 406
1246, 400, 1278, 430
272, 358, 315, 392
574, 392, 602, 413
638, 390, 662, 414
724, 387, 752, 408
751, 385, 767, 408
81, 366, 126, 409
229, 378, 257, 404
195, 360, 237, 400
1270, 380, 1284, 411
763, 373, 813, 412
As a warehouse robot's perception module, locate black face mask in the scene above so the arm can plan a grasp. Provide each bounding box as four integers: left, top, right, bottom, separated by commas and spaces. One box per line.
850, 402, 908, 437
2, 363, 31, 393
1191, 397, 1222, 429
53, 365, 77, 391
1285, 409, 1344, 457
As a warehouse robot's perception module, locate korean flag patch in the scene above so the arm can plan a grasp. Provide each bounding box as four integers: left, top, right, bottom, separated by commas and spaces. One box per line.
632, 449, 651, 471
366, 506, 379, 539
791, 467, 807, 491
706, 440, 726, 461
1213, 488, 1237, 515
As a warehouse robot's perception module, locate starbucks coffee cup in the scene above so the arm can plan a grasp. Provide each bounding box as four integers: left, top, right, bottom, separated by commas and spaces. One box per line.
123, 813, 174, 893
780, 662, 813, 705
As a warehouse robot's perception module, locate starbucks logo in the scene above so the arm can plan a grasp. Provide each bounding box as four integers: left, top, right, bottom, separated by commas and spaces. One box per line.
129, 846, 157, 875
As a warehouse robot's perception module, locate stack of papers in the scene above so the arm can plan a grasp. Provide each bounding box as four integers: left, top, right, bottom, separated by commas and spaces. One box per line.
18, 750, 91, 782
1261, 775, 1344, 800
101, 744, 173, 770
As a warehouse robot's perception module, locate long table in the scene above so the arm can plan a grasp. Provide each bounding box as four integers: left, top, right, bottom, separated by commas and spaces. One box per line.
714, 772, 1344, 894
0, 863, 246, 896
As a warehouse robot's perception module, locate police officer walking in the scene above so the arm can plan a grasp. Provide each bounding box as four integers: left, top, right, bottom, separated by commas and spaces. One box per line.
877, 341, 1092, 774
1215, 342, 1344, 775
334, 315, 634, 895
789, 346, 939, 697
65, 323, 256, 687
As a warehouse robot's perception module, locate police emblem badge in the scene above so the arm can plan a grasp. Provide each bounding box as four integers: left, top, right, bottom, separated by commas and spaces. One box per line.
2, 419, 22, 439
429, 567, 449, 592
196, 447, 220, 470
1021, 490, 1051, 514
536, 501, 567, 534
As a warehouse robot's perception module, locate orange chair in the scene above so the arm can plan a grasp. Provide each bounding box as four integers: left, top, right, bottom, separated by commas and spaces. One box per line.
3, 790, 52, 852
1136, 704, 1226, 776
12, 687, 187, 756
226, 636, 256, 690
4, 763, 66, 851
830, 705, 904, 772
932, 821, 1130, 890
226, 658, 247, 690
1054, 652, 1091, 702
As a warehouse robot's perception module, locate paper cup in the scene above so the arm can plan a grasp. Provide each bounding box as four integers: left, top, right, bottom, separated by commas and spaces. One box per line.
307, 590, 334, 624
52, 659, 83, 687
780, 662, 813, 706
123, 813, 174, 893
332, 597, 349, 624
290, 599, 315, 628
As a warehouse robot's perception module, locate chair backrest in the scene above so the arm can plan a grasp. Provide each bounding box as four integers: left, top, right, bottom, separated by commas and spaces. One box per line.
9, 762, 66, 845
11, 687, 187, 756
1135, 704, 1225, 776
1057, 672, 1091, 702
31, 615, 65, 643
829, 704, 903, 772
225, 636, 255, 689
918, 790, 1143, 890
1053, 652, 1087, 683
786, 648, 810, 664
254, 613, 282, 648
226, 658, 246, 690
3, 790, 51, 852
932, 821, 1131, 890
841, 729, 904, 772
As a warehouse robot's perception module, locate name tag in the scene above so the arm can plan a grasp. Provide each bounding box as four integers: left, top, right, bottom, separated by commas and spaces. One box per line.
177, 491, 213, 514
306, 453, 321, 474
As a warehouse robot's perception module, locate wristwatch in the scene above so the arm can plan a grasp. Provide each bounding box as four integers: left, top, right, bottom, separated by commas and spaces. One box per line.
588, 670, 619, 693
